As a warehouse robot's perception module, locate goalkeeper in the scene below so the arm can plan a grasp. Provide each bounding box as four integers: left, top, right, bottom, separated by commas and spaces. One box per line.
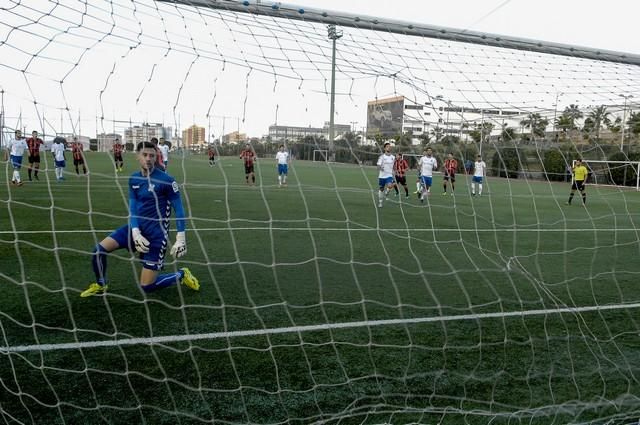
81, 141, 199, 297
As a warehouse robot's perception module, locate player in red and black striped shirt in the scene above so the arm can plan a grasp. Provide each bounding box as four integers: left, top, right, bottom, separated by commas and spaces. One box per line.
26, 130, 44, 181
392, 153, 410, 198
71, 137, 87, 175
208, 145, 216, 167
443, 153, 458, 195
113, 139, 124, 172
240, 143, 256, 185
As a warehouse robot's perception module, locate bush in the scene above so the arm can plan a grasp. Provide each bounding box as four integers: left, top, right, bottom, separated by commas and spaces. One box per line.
543, 149, 569, 181
606, 151, 640, 186
491, 148, 521, 178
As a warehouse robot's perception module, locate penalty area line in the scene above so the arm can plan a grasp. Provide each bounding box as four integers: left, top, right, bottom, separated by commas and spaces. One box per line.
3, 302, 640, 353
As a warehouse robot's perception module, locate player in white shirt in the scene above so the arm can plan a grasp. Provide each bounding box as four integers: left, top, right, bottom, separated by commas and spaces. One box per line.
6, 130, 28, 186
51, 136, 67, 181
417, 147, 438, 202
275, 144, 290, 187
158, 139, 170, 168
376, 142, 395, 208
472, 154, 487, 196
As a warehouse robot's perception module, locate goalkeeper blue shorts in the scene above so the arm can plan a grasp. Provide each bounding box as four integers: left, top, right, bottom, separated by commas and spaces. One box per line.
109, 224, 168, 271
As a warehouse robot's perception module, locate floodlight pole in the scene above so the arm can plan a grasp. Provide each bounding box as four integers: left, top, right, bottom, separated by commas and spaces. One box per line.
620, 94, 633, 152
328, 24, 342, 155
0, 88, 4, 150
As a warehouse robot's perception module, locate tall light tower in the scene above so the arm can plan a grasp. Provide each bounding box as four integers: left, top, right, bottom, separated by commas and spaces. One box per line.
620, 94, 633, 152
327, 24, 343, 155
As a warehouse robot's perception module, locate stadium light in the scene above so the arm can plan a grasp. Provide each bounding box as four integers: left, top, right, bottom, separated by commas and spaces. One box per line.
327, 24, 343, 154
552, 92, 563, 140
620, 94, 633, 152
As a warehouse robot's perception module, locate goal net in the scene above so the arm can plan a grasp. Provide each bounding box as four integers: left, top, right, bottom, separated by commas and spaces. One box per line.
312, 149, 329, 162
2, 1, 640, 424
577, 160, 640, 190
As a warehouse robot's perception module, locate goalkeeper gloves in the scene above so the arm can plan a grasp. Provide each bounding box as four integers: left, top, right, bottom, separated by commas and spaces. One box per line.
131, 227, 150, 253
170, 231, 187, 258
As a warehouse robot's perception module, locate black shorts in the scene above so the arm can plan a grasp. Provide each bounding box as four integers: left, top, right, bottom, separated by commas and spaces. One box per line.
245, 164, 254, 174
114, 154, 123, 162
28, 155, 40, 164
572, 180, 585, 191
394, 175, 407, 185
74, 158, 84, 165
444, 172, 456, 182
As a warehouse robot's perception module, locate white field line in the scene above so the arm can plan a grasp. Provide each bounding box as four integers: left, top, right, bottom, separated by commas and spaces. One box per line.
3, 302, 640, 353
0, 227, 638, 235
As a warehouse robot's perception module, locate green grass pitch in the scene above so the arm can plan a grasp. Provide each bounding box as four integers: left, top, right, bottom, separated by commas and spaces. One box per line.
1, 152, 640, 424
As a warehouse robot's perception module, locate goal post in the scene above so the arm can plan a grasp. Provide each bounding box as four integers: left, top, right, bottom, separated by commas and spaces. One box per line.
312, 149, 329, 162
573, 159, 640, 191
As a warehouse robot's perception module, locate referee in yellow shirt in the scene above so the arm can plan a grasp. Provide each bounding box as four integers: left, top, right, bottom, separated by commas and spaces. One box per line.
567, 158, 588, 205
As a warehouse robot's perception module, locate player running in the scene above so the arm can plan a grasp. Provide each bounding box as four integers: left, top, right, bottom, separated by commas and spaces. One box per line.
376, 142, 395, 208
208, 144, 216, 166
566, 158, 588, 205
471, 154, 487, 196
51, 136, 67, 181
392, 153, 410, 198
442, 152, 458, 195
275, 144, 289, 187
80, 141, 199, 297
113, 138, 124, 172
6, 130, 28, 186
240, 143, 256, 185
417, 147, 437, 203
71, 137, 87, 175
26, 130, 44, 181
158, 139, 170, 169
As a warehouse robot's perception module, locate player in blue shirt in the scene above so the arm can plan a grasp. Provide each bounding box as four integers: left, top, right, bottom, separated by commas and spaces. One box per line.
81, 141, 199, 297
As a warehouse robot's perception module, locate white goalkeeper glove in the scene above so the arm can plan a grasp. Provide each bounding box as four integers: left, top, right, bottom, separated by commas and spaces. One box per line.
131, 227, 150, 253
170, 231, 187, 258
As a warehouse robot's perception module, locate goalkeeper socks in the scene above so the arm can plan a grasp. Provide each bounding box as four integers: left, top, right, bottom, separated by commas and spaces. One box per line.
582, 193, 586, 204
92, 244, 109, 285
568, 193, 574, 204
141, 270, 185, 293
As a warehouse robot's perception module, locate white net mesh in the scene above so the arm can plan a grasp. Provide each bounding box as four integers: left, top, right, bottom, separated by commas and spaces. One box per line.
1, 1, 640, 424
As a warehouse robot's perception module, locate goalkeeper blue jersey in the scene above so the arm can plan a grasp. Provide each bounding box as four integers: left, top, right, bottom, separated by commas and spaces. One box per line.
129, 168, 181, 239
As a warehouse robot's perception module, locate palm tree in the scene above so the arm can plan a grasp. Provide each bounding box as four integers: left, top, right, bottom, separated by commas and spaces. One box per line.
520, 113, 549, 140
555, 115, 573, 140
564, 104, 583, 129
587, 105, 610, 141
607, 116, 622, 136
501, 125, 517, 143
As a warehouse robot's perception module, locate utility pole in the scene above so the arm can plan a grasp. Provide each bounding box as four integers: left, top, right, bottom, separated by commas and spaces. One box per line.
620, 94, 633, 152
327, 24, 343, 157
0, 88, 4, 150
552, 92, 563, 141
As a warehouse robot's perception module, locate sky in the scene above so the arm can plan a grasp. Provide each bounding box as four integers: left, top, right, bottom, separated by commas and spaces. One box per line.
1, 0, 639, 142
297, 0, 640, 55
